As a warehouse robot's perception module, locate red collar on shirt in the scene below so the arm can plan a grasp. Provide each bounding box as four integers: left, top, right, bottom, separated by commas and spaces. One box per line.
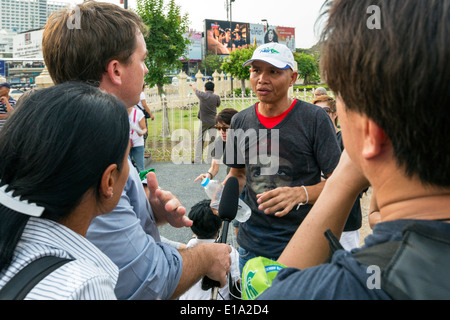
255, 99, 297, 129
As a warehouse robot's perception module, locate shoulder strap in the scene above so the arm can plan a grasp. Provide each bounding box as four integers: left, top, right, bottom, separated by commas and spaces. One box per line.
0, 256, 72, 300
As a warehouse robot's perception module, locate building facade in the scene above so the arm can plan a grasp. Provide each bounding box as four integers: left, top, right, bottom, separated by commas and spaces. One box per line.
0, 0, 68, 33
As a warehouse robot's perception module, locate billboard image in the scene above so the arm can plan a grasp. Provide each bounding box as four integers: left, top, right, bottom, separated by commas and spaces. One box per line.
205, 19, 296, 55
205, 19, 250, 55
181, 32, 202, 61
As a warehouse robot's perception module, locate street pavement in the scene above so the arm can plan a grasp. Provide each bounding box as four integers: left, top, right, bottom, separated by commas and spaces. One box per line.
146, 160, 228, 245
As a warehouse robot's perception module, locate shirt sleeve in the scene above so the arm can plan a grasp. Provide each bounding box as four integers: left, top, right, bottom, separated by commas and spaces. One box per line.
86, 168, 183, 300
313, 110, 341, 176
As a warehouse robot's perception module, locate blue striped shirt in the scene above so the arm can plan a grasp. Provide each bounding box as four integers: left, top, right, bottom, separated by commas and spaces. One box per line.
0, 217, 118, 300
0, 96, 16, 131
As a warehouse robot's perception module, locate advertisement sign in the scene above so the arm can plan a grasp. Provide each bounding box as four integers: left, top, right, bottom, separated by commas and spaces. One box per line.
205, 19, 295, 55
182, 32, 202, 61
0, 60, 4, 76
13, 29, 44, 59
205, 19, 250, 55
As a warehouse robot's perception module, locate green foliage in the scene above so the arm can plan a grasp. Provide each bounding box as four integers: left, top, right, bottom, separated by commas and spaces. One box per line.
221, 46, 256, 80
294, 52, 320, 85
233, 88, 252, 97
201, 53, 224, 76
293, 84, 329, 91
135, 0, 190, 93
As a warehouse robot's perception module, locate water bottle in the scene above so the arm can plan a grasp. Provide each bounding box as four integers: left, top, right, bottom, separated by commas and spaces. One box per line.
201, 177, 251, 223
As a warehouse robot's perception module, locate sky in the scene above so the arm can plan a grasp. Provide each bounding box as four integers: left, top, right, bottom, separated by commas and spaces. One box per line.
62, 0, 327, 49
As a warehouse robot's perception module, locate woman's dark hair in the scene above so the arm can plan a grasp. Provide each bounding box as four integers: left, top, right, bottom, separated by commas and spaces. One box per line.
0, 82, 130, 271
319, 0, 450, 187
216, 108, 238, 125
188, 200, 222, 239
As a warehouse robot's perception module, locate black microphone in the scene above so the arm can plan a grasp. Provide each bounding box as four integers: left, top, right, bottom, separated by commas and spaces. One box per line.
201, 177, 240, 292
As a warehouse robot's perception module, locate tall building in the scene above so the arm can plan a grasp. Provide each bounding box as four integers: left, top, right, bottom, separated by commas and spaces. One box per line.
0, 0, 68, 33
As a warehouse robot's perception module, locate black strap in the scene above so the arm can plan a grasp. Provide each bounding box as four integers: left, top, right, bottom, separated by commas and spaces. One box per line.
0, 256, 72, 300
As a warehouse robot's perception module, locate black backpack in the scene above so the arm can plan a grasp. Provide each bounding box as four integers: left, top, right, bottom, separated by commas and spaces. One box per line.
325, 222, 450, 300
0, 256, 72, 300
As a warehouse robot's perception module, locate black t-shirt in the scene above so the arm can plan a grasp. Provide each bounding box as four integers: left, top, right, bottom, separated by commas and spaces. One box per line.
224, 100, 341, 259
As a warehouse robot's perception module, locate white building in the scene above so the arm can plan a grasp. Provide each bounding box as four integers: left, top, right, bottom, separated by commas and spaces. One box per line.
0, 0, 68, 33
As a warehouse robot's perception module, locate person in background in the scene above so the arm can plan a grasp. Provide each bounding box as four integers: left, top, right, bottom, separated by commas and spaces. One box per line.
313, 94, 362, 250
194, 108, 238, 183
0, 82, 130, 299
314, 87, 327, 98
0, 82, 16, 132
128, 104, 147, 172
135, 84, 154, 159
42, 1, 231, 300
191, 81, 221, 164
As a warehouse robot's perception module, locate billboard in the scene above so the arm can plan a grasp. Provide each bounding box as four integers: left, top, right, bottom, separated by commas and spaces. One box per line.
205, 19, 295, 55
205, 19, 250, 55
13, 29, 44, 60
181, 32, 202, 61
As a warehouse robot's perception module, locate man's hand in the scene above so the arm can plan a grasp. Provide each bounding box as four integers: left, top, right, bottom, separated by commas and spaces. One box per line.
146, 171, 192, 228
257, 186, 304, 217
203, 243, 232, 288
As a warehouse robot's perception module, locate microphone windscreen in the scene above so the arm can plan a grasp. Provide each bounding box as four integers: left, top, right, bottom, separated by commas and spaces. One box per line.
218, 177, 239, 221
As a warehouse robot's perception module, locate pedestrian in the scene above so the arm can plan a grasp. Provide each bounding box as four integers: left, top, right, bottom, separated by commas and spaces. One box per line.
190, 81, 221, 164
0, 82, 130, 299
42, 1, 231, 300
135, 84, 154, 159
194, 108, 238, 182
257, 0, 450, 300
0, 82, 16, 132
128, 105, 147, 172
223, 42, 341, 273
314, 87, 327, 97
313, 94, 362, 250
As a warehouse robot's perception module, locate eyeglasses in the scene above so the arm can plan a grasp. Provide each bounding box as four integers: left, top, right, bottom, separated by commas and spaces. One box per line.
216, 126, 230, 132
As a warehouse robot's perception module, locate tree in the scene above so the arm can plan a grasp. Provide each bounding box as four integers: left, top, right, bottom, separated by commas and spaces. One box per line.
294, 52, 320, 85
221, 46, 256, 92
136, 0, 190, 137
201, 52, 223, 76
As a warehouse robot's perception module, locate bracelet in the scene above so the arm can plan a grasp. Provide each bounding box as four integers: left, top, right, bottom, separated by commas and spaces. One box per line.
296, 185, 309, 210
207, 172, 213, 179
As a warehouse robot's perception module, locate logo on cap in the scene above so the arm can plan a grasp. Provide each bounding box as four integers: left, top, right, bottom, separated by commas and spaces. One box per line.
259, 47, 280, 54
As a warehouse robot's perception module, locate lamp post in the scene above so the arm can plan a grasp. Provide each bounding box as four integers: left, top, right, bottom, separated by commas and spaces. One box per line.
229, 0, 235, 91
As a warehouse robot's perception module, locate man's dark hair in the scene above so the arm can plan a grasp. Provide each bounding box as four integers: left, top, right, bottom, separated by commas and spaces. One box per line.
205, 81, 215, 92
319, 0, 450, 187
188, 200, 222, 239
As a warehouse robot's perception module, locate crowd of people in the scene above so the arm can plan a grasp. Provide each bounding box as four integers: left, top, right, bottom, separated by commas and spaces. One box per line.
0, 0, 448, 301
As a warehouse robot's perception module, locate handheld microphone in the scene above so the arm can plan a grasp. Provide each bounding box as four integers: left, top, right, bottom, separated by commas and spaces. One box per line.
201, 177, 240, 293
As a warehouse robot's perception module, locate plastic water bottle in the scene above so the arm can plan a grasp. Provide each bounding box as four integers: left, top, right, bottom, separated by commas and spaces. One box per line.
201, 177, 251, 223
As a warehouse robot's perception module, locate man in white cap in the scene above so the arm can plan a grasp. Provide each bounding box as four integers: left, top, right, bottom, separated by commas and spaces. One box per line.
223, 42, 341, 272
0, 82, 16, 132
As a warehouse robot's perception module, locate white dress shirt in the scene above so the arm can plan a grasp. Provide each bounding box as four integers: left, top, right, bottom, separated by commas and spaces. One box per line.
0, 217, 118, 300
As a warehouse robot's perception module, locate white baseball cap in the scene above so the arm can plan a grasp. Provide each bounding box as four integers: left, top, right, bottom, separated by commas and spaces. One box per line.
243, 43, 295, 70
